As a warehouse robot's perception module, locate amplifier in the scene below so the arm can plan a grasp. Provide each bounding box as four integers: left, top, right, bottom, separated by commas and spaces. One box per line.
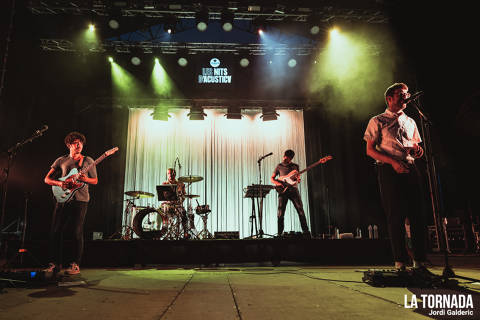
214, 231, 240, 239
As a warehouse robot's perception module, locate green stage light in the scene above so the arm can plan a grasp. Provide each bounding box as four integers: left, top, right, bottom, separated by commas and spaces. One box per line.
108, 56, 114, 63
151, 57, 174, 97
89, 24, 95, 32
110, 60, 141, 97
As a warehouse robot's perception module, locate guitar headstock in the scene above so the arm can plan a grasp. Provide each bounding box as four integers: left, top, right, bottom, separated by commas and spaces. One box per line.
105, 147, 119, 156
319, 155, 333, 163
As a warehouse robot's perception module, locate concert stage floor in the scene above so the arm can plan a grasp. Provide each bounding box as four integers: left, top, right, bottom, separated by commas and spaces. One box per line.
1, 263, 479, 320
3, 238, 394, 268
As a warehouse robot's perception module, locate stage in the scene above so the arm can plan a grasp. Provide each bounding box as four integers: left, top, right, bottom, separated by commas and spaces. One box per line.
3, 238, 393, 268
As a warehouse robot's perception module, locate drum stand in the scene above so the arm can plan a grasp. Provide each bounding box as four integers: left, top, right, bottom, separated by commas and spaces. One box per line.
108, 199, 136, 240
197, 213, 213, 239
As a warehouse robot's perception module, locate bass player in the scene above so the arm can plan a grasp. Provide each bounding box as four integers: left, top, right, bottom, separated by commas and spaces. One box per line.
271, 149, 311, 238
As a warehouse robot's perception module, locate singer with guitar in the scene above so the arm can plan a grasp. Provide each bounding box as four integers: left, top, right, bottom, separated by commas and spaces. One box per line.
271, 150, 311, 238
364, 82, 432, 277
43, 132, 98, 275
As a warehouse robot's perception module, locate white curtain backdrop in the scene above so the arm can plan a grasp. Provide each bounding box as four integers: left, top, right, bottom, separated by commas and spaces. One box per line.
123, 108, 309, 239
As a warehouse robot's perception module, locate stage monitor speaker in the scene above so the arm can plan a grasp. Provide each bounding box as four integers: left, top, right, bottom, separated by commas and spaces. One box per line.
214, 231, 239, 239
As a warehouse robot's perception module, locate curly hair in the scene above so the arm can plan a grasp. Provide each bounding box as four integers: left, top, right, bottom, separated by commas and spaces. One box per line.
64, 131, 86, 146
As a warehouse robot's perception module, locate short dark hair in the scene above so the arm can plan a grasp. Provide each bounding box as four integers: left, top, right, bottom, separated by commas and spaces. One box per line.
284, 149, 295, 159
64, 131, 86, 146
384, 82, 408, 105
167, 168, 176, 175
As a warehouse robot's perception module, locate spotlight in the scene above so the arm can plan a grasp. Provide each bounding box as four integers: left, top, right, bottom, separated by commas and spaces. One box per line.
88, 24, 95, 32
330, 27, 340, 37
163, 15, 177, 34
108, 56, 114, 63
261, 108, 279, 121
225, 107, 242, 119
109, 19, 119, 29
107, 6, 122, 30
131, 57, 141, 65
307, 14, 321, 35
130, 47, 143, 66
239, 57, 249, 68
151, 107, 171, 121
288, 58, 297, 68
252, 17, 266, 34
188, 107, 207, 120
196, 10, 209, 32
221, 10, 234, 32
177, 57, 188, 67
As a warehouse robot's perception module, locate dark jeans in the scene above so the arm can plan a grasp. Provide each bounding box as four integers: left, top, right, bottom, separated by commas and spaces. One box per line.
277, 187, 309, 234
49, 200, 88, 266
377, 163, 427, 263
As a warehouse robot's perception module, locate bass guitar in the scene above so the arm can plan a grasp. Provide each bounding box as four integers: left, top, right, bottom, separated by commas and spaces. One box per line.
275, 155, 333, 194
52, 147, 119, 203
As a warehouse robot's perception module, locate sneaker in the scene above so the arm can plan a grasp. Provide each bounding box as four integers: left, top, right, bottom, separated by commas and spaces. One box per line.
43, 262, 57, 274
65, 262, 80, 275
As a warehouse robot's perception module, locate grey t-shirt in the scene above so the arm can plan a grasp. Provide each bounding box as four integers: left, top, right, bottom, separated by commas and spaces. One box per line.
273, 162, 300, 187
51, 155, 97, 202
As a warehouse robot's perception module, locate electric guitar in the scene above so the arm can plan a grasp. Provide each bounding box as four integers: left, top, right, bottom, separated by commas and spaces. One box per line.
275, 155, 333, 194
52, 147, 119, 203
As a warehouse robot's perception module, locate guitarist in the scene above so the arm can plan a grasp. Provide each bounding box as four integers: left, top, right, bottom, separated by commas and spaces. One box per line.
271, 149, 310, 238
364, 82, 431, 276
43, 132, 98, 275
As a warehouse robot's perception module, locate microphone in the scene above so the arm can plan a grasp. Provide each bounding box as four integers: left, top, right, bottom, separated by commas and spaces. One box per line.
258, 152, 273, 162
404, 91, 423, 104
35, 125, 49, 136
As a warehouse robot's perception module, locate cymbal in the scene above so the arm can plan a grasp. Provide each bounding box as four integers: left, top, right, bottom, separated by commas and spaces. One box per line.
125, 191, 154, 198
178, 175, 203, 183
184, 194, 200, 198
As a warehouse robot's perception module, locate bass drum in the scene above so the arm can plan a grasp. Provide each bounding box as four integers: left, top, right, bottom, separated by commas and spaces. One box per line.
132, 207, 167, 239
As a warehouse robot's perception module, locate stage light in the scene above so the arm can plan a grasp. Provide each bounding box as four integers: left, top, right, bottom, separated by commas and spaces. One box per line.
307, 14, 321, 35
108, 56, 114, 63
252, 17, 266, 35
177, 57, 188, 67
196, 10, 209, 32
88, 24, 95, 32
151, 107, 171, 121
288, 58, 297, 68
330, 27, 340, 38
261, 108, 279, 121
221, 10, 234, 32
163, 15, 177, 34
188, 107, 207, 120
225, 107, 243, 119
130, 47, 143, 66
239, 58, 249, 68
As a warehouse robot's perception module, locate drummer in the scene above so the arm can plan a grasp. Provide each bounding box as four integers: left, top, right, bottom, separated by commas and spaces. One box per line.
163, 167, 185, 197
162, 168, 189, 238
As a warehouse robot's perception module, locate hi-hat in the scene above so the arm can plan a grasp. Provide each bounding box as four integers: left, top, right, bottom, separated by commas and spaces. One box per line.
184, 194, 200, 198
178, 175, 203, 183
125, 191, 154, 198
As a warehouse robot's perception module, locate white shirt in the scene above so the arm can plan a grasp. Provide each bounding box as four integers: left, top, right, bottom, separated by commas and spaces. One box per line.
364, 109, 422, 163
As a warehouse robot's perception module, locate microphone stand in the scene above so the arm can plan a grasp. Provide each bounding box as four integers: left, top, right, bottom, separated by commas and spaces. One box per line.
256, 155, 274, 239
410, 99, 454, 279
1, 129, 46, 264
1, 129, 46, 232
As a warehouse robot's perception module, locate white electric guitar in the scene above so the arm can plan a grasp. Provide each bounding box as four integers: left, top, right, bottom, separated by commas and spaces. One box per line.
275, 155, 333, 194
52, 147, 119, 203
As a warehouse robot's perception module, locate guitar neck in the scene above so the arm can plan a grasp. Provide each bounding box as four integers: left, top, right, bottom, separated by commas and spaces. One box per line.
298, 160, 322, 175
79, 153, 107, 175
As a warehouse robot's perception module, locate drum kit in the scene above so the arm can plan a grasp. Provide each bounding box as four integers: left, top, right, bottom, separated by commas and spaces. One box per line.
122, 175, 213, 240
